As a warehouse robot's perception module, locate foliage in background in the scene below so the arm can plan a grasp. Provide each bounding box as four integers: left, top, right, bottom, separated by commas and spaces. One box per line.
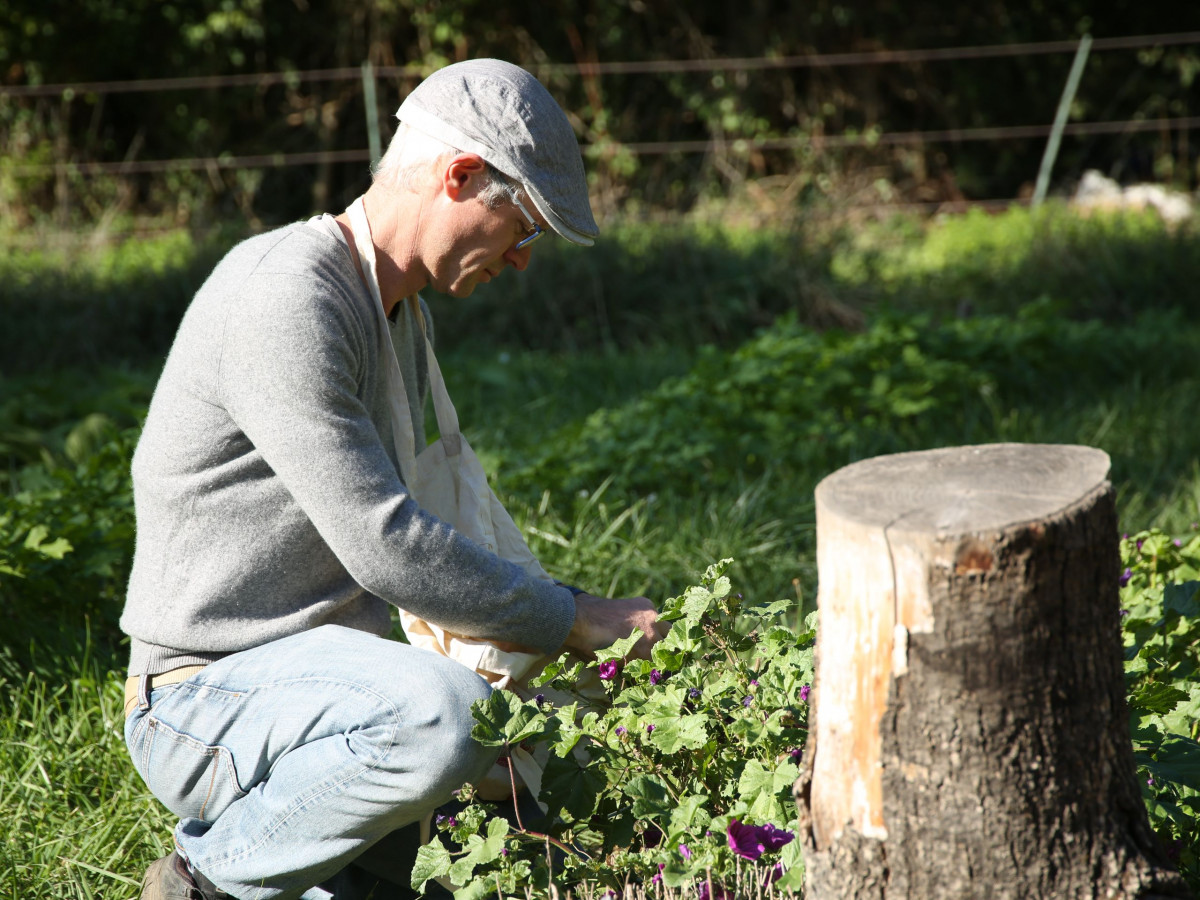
505, 300, 1199, 503
832, 205, 1200, 321
0, 228, 230, 375
5, 205, 1200, 376
414, 560, 811, 899
0, 428, 136, 664
1120, 530, 1200, 889
2, 0, 1198, 227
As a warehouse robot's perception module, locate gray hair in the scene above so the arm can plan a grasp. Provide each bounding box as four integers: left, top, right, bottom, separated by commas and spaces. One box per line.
373, 123, 523, 210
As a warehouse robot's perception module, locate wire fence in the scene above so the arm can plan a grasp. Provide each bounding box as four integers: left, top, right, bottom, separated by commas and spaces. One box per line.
4, 31, 1197, 214
6, 30, 1200, 97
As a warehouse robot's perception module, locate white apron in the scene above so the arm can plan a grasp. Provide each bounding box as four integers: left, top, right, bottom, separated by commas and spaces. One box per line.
346, 197, 562, 806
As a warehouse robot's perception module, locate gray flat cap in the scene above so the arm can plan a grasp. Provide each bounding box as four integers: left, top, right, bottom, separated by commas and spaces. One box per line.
396, 58, 599, 246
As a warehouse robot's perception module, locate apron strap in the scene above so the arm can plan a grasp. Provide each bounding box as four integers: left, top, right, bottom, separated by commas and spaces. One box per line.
345, 197, 464, 476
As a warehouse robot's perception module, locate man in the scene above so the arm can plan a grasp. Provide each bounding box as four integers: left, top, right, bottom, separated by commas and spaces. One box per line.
121, 58, 661, 900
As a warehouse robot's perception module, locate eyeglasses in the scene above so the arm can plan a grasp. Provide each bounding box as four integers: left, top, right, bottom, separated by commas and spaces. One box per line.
513, 196, 545, 251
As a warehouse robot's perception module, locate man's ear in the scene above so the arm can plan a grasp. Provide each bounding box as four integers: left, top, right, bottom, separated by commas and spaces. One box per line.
442, 153, 487, 199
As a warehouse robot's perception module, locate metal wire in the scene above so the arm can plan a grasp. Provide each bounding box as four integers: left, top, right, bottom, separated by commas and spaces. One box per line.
2, 32, 1198, 99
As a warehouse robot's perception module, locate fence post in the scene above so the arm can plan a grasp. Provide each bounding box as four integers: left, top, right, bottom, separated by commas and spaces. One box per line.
1032, 34, 1092, 207
361, 60, 382, 168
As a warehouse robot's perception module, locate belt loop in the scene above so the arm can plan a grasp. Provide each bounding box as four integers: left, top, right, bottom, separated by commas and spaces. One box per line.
138, 673, 152, 712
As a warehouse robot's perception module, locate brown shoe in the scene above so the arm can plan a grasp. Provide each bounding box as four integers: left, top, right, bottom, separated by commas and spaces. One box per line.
140, 851, 233, 900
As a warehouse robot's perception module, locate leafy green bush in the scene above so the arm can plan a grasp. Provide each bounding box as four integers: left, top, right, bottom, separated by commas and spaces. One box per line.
0, 427, 137, 661
1120, 529, 1200, 890
509, 301, 1197, 499
416, 560, 811, 899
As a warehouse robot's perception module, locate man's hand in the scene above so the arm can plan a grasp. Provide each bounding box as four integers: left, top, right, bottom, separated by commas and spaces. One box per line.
563, 592, 667, 661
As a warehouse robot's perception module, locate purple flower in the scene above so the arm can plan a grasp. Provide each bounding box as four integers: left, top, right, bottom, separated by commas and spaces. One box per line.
799, 685, 811, 703
534, 693, 546, 705
646, 723, 656, 734
757, 823, 795, 852
597, 660, 620, 681
749, 679, 759, 686
742, 695, 754, 707
696, 880, 731, 900
1175, 539, 1183, 547
652, 863, 665, 885
650, 669, 664, 685
1147, 774, 1155, 786
615, 726, 626, 736
436, 814, 457, 828
726, 819, 795, 861
1137, 539, 1144, 551
679, 843, 692, 860
501, 848, 509, 857
689, 687, 702, 700
790, 747, 802, 762
1119, 568, 1132, 587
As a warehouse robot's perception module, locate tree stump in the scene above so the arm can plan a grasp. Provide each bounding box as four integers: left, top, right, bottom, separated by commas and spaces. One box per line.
794, 443, 1188, 899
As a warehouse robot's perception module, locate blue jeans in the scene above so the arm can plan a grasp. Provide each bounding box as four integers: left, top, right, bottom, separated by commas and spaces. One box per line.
124, 625, 496, 899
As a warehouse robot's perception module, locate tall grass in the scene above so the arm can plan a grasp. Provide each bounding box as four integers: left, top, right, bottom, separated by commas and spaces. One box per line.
0, 638, 174, 899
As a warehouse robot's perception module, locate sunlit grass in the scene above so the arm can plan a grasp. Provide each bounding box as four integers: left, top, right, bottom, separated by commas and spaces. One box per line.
0, 639, 174, 899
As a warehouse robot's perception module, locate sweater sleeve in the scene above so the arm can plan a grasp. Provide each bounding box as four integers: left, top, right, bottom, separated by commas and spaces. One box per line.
215, 247, 574, 656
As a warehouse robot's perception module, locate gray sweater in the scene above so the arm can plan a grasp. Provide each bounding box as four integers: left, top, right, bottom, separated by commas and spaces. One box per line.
121, 220, 575, 676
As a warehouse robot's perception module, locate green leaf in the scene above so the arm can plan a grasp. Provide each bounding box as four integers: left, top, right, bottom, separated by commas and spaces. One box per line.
626, 774, 673, 821
451, 876, 497, 900
596, 629, 643, 663
447, 817, 509, 887
680, 585, 716, 622
702, 558, 734, 586
549, 701, 585, 757
23, 524, 73, 559
647, 713, 709, 754
1163, 581, 1200, 618
470, 690, 551, 747
540, 752, 604, 822
1130, 681, 1190, 715
738, 759, 800, 824
410, 837, 452, 893
1149, 735, 1200, 788
666, 794, 711, 841
750, 598, 793, 621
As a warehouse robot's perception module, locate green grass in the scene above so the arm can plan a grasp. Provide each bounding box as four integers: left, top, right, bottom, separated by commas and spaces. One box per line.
0, 639, 174, 898
2, 204, 1199, 896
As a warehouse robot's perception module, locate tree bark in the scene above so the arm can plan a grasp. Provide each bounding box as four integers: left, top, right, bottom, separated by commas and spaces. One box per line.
795, 443, 1190, 900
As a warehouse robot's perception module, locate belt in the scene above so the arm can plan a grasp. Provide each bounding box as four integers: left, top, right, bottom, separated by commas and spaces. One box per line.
123, 665, 208, 718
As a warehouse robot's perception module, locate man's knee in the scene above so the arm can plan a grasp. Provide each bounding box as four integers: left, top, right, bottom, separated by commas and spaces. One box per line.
400, 656, 497, 797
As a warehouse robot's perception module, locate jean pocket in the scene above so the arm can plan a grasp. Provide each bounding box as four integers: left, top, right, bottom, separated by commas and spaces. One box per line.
133, 716, 248, 822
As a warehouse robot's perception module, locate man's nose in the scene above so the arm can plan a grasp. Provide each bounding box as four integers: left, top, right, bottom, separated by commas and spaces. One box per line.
502, 244, 532, 271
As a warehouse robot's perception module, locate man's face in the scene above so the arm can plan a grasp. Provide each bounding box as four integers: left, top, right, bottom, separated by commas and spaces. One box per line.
426, 176, 547, 299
